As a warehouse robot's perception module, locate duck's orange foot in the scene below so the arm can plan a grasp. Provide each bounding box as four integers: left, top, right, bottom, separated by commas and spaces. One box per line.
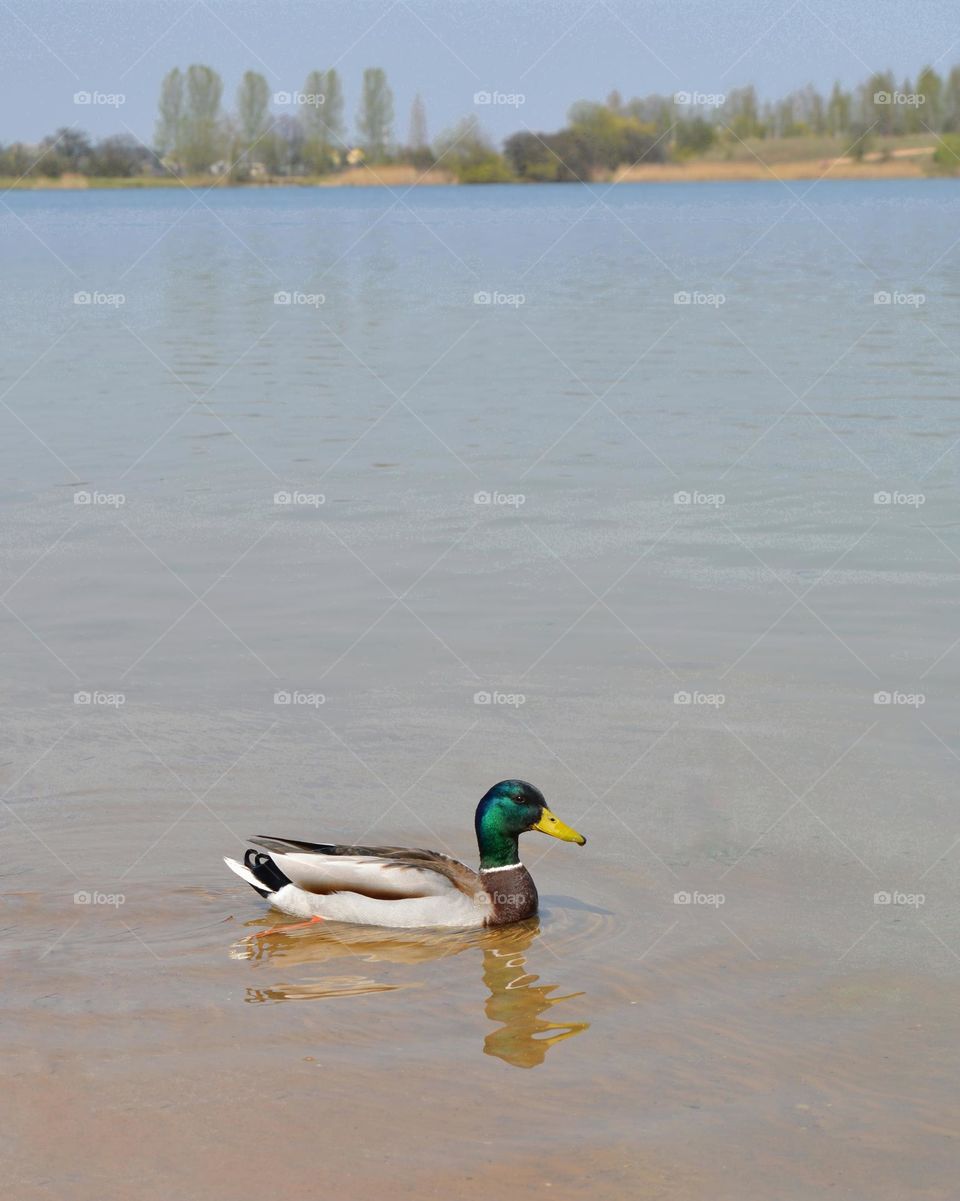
255, 915, 325, 937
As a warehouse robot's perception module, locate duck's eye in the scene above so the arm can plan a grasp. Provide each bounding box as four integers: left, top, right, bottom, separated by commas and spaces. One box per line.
511, 794, 525, 805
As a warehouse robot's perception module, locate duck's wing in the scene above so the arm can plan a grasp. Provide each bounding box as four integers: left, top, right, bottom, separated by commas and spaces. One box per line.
248, 835, 482, 900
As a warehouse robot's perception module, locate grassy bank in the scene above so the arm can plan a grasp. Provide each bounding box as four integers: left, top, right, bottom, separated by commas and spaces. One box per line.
0, 164, 457, 190
2, 138, 955, 190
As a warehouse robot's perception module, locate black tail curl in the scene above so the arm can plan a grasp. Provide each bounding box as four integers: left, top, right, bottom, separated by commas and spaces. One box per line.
243, 849, 293, 897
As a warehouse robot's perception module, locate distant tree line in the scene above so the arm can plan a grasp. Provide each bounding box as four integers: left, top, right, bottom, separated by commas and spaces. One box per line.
3, 61, 960, 182
505, 67, 960, 180
154, 63, 397, 175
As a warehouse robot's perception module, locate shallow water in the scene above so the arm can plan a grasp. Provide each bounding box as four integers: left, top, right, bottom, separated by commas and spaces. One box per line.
2, 181, 960, 1199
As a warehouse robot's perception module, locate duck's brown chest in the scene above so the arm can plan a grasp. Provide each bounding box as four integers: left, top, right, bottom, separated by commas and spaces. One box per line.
480, 864, 538, 925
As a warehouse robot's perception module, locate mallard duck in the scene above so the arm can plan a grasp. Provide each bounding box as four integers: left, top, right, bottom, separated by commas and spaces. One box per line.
224, 780, 586, 930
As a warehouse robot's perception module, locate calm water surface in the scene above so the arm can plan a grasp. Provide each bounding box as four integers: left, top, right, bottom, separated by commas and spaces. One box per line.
3, 182, 960, 1200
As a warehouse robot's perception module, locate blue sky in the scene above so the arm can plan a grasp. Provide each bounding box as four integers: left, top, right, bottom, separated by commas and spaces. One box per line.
4, 0, 960, 146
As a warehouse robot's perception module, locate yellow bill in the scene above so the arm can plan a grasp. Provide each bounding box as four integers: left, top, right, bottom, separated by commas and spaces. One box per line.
533, 807, 587, 845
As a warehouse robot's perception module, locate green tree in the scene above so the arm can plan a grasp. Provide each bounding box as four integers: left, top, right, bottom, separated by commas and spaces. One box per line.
236, 70, 270, 162
181, 64, 224, 171
321, 69, 345, 147
503, 130, 560, 180
674, 118, 715, 157
796, 84, 825, 135
155, 67, 184, 160
943, 66, 960, 131
722, 86, 764, 139
932, 132, 960, 172
357, 67, 394, 160
260, 114, 304, 175
861, 71, 896, 135
916, 65, 943, 129
899, 76, 923, 134
299, 70, 328, 170
567, 101, 662, 171
300, 69, 345, 172
89, 134, 150, 177
826, 81, 851, 136
433, 116, 511, 182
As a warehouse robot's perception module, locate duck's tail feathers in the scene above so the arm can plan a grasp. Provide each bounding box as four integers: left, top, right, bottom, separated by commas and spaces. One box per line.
224, 850, 292, 898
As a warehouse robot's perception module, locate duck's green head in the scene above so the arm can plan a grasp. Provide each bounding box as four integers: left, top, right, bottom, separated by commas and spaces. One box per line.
475, 779, 586, 869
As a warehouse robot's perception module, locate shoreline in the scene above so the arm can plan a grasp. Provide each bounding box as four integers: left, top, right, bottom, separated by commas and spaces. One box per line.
1, 149, 954, 191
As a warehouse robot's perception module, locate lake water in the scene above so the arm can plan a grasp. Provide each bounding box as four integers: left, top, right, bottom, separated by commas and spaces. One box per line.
3, 181, 960, 1200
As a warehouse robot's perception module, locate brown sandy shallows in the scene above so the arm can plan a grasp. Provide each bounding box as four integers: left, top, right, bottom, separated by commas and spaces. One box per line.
611, 148, 935, 183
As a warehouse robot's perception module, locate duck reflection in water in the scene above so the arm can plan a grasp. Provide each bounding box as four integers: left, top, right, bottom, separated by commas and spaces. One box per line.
479, 925, 588, 1067
233, 917, 589, 1069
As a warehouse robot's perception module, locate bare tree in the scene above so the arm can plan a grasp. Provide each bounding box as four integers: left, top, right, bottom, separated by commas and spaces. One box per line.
409, 92, 428, 150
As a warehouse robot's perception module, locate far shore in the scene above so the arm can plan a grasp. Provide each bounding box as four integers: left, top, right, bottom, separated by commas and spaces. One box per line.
1, 147, 952, 190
